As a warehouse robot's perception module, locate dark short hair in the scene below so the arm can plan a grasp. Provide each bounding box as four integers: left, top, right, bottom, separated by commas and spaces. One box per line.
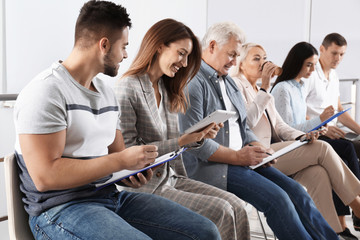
322, 33, 347, 49
75, 0, 132, 48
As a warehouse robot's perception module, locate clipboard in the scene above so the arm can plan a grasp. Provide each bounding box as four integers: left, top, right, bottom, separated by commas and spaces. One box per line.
184, 110, 236, 134
249, 140, 308, 169
95, 147, 186, 190
308, 107, 351, 132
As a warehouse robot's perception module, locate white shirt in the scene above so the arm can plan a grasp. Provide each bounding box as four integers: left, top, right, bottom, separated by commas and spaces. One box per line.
219, 77, 243, 150
158, 80, 175, 184
303, 62, 340, 125
158, 80, 168, 137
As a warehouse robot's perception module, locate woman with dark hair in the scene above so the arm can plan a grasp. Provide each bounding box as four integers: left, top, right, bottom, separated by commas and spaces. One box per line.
114, 18, 250, 240
271, 41, 360, 239
231, 42, 360, 239
271, 42, 335, 131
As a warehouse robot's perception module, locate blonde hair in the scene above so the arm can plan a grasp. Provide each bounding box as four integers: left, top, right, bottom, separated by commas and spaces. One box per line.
230, 43, 265, 77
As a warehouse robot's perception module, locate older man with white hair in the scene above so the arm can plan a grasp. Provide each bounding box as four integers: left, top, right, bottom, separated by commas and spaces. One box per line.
179, 22, 338, 240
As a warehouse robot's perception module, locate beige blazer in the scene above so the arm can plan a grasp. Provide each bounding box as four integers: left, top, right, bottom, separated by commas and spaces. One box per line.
114, 74, 187, 193
234, 75, 303, 148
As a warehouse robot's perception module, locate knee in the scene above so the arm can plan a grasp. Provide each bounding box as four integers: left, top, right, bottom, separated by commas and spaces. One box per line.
196, 219, 221, 240
295, 166, 331, 195
313, 140, 333, 153
209, 199, 238, 225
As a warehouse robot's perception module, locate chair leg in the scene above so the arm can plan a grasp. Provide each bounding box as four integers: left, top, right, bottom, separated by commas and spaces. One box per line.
256, 209, 268, 240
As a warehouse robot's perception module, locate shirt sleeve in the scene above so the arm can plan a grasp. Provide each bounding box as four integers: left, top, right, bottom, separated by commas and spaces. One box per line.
235, 77, 272, 129
178, 77, 220, 162
14, 80, 67, 134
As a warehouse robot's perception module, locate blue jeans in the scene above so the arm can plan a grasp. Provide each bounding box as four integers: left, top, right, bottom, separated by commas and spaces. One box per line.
29, 191, 220, 240
227, 165, 338, 240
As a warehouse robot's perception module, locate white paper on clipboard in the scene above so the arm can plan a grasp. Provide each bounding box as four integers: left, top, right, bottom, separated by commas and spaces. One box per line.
95, 147, 186, 190
249, 141, 308, 169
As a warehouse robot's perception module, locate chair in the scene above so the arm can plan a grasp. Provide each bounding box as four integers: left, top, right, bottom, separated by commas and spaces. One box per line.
245, 202, 277, 240
4, 153, 34, 240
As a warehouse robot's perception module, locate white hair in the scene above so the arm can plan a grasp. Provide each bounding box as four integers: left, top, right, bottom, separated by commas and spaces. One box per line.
202, 22, 246, 51
230, 42, 265, 77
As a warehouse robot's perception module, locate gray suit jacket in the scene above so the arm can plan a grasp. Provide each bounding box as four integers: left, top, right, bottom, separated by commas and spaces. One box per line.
114, 74, 187, 193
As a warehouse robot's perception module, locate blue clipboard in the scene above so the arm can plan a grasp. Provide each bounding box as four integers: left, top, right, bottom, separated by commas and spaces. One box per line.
95, 147, 187, 191
308, 107, 351, 132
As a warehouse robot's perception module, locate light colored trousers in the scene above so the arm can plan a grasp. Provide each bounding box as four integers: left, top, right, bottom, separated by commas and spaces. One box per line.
155, 176, 249, 240
272, 140, 360, 233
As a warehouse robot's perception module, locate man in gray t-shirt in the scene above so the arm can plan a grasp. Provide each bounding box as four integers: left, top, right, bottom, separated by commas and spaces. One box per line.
14, 1, 220, 239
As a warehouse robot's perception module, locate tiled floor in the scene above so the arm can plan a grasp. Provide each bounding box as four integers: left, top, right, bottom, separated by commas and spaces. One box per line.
1, 211, 360, 240
248, 207, 360, 239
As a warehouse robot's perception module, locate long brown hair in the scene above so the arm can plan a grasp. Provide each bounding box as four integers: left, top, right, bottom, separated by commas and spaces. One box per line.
122, 18, 201, 113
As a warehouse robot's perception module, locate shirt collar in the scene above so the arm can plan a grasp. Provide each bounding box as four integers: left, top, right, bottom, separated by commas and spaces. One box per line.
200, 60, 229, 80
289, 79, 304, 87
315, 61, 335, 82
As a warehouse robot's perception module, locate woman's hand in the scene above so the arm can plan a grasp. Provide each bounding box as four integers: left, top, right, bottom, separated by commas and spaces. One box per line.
178, 122, 223, 147
320, 105, 335, 121
260, 61, 278, 90
300, 128, 326, 143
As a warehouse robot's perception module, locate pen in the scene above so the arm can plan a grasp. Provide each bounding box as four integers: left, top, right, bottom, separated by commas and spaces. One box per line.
248, 144, 272, 156
136, 137, 147, 145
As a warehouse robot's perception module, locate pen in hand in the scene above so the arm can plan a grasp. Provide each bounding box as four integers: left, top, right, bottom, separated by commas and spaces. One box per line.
248, 144, 272, 156
136, 137, 147, 145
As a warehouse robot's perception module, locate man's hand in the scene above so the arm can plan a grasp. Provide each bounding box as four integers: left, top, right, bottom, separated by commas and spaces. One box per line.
325, 126, 346, 139
121, 168, 154, 188
235, 145, 269, 166
262, 148, 277, 167
120, 163, 163, 188
117, 145, 158, 170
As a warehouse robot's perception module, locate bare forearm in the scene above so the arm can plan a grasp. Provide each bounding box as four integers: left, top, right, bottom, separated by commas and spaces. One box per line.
208, 143, 269, 166
339, 113, 360, 134
30, 152, 124, 192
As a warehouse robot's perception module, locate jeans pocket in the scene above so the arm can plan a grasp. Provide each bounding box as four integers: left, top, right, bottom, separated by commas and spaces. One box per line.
33, 224, 51, 240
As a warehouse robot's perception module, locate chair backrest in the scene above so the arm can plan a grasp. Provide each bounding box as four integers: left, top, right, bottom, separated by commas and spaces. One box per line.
4, 153, 34, 240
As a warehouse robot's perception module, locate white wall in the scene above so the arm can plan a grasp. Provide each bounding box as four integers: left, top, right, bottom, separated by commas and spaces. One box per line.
208, 0, 312, 69
310, 0, 360, 79
1, 0, 360, 218
4, 0, 207, 93
0, 108, 14, 217
1, 0, 5, 93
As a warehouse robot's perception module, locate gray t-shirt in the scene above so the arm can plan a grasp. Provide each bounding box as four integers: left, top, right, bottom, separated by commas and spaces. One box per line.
14, 62, 120, 216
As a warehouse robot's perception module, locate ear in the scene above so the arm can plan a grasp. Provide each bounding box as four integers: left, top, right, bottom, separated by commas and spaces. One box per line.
239, 62, 244, 73
319, 45, 325, 54
209, 40, 217, 54
99, 37, 110, 54
157, 44, 165, 54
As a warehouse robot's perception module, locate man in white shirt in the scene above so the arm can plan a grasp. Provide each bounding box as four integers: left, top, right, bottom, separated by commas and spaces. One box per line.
305, 33, 360, 159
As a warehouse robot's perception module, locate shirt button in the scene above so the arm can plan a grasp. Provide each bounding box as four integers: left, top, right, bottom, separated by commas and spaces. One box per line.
222, 175, 226, 178
156, 172, 162, 178
225, 131, 229, 134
